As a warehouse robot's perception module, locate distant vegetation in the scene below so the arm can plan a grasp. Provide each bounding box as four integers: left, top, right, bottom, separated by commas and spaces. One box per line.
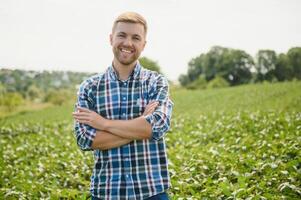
179, 46, 301, 89
0, 69, 93, 117
0, 57, 162, 117
139, 57, 162, 74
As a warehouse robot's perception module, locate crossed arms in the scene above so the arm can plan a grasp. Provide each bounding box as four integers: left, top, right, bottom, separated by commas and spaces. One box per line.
72, 102, 158, 150
73, 75, 173, 151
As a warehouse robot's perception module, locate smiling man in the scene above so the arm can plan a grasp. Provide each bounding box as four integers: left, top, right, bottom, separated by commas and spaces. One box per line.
73, 12, 173, 200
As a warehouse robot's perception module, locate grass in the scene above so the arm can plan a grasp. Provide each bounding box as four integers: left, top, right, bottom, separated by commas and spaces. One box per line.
1, 81, 300, 199
0, 102, 74, 126
171, 81, 301, 116
0, 102, 51, 119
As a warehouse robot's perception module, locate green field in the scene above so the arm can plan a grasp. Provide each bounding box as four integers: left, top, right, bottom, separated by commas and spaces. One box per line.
1, 81, 301, 199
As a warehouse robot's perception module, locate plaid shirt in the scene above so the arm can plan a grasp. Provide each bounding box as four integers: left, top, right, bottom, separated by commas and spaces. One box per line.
74, 62, 173, 200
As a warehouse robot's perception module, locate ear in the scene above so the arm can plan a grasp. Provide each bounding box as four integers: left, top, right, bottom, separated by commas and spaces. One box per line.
109, 34, 113, 45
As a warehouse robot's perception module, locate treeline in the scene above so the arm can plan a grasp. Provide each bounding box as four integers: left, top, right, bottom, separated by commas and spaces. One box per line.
0, 56, 161, 112
0, 69, 93, 110
179, 46, 301, 89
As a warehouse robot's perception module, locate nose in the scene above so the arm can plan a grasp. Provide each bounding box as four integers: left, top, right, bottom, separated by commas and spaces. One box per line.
123, 37, 133, 47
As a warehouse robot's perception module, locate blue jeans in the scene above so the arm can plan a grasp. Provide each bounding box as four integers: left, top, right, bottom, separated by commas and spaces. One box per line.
91, 192, 169, 200
147, 192, 169, 200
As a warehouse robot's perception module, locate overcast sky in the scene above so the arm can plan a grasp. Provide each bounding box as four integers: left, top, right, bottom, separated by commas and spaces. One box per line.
1, 0, 300, 81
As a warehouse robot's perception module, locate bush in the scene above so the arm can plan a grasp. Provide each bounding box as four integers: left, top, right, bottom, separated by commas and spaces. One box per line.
27, 85, 43, 101
0, 92, 24, 111
186, 75, 207, 90
207, 76, 229, 89
44, 89, 75, 105
0, 83, 6, 95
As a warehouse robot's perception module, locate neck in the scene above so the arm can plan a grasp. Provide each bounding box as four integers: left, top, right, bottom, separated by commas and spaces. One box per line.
112, 59, 137, 80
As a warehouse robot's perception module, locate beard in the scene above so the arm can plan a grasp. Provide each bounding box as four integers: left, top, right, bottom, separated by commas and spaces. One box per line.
112, 46, 141, 66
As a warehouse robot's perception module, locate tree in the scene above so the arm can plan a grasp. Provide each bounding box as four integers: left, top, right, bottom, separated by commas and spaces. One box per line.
187, 54, 206, 82
255, 50, 277, 81
139, 57, 161, 73
204, 46, 253, 85
287, 47, 301, 80
179, 46, 254, 87
224, 49, 254, 85
178, 74, 190, 87
203, 46, 227, 81
274, 53, 292, 81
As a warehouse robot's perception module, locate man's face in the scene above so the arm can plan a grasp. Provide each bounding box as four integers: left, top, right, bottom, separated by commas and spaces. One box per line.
110, 22, 146, 66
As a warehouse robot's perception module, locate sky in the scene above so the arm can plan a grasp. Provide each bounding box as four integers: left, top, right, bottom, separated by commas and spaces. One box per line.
0, 0, 301, 81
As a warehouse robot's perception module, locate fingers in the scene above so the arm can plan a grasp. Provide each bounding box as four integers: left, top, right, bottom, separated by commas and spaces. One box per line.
72, 111, 92, 121
75, 119, 89, 124
73, 114, 88, 119
145, 101, 159, 109
76, 107, 91, 113
73, 110, 92, 125
143, 109, 154, 116
145, 104, 157, 114
72, 111, 90, 116
72, 112, 90, 117
143, 101, 159, 116
73, 115, 90, 121
147, 101, 159, 109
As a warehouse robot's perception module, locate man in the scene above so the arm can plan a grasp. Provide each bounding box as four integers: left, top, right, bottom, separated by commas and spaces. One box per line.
72, 12, 173, 200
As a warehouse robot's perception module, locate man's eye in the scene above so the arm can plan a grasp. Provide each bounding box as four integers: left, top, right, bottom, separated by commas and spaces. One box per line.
134, 37, 140, 41
118, 35, 125, 38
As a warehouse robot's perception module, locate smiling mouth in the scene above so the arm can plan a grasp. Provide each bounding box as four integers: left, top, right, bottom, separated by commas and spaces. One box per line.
120, 48, 134, 54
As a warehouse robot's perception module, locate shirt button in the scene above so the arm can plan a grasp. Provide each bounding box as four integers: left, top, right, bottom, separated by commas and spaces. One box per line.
124, 82, 127, 86
123, 96, 126, 100
123, 113, 126, 116
126, 174, 129, 178
125, 157, 129, 161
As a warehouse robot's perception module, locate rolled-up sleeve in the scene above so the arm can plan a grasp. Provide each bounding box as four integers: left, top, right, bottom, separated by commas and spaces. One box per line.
74, 79, 97, 151
144, 74, 173, 140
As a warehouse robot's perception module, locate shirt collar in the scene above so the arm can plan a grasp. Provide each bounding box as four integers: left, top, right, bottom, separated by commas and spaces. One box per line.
108, 61, 141, 81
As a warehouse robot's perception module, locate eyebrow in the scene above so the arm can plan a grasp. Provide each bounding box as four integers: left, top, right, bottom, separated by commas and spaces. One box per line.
133, 34, 142, 38
117, 32, 142, 38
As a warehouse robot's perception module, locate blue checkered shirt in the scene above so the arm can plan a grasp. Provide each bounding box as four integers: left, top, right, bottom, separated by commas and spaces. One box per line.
74, 62, 173, 200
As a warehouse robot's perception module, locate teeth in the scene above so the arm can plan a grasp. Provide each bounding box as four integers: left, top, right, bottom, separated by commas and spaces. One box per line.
121, 49, 132, 53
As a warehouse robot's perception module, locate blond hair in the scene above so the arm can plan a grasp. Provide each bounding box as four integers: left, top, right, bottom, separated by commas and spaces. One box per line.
112, 12, 147, 35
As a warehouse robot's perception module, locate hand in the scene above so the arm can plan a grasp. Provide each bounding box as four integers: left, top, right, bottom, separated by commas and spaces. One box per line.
72, 107, 107, 130
143, 101, 159, 116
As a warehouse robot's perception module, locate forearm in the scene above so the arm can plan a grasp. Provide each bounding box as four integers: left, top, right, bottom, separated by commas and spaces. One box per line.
103, 116, 152, 140
91, 130, 132, 150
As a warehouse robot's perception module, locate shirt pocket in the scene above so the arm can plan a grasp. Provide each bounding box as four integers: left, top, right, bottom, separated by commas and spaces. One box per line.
132, 89, 148, 118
